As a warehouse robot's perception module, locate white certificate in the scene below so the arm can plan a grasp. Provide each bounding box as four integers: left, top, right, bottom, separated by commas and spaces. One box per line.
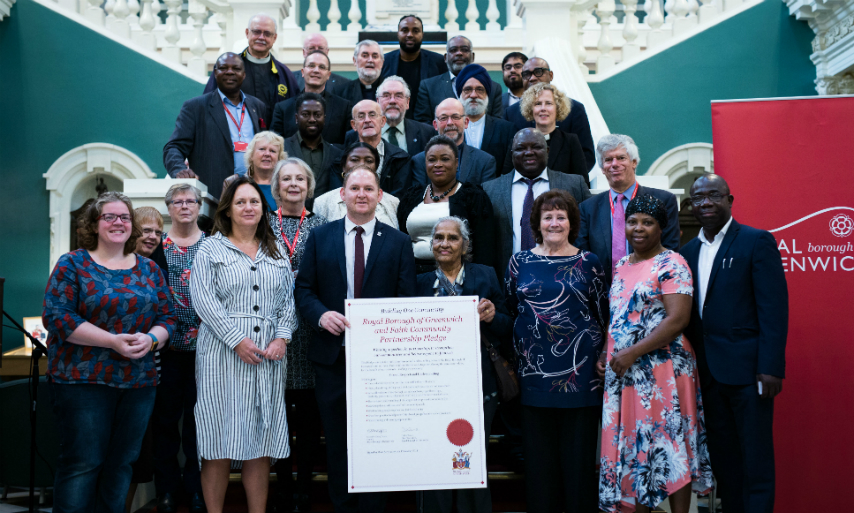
345, 296, 487, 492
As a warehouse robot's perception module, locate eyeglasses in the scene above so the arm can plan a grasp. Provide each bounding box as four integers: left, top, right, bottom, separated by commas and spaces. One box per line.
99, 214, 131, 223
379, 92, 408, 100
521, 67, 550, 80
437, 114, 464, 123
170, 199, 199, 207
142, 228, 163, 238
249, 29, 275, 39
690, 192, 726, 206
503, 62, 524, 72
461, 86, 487, 97
305, 62, 329, 72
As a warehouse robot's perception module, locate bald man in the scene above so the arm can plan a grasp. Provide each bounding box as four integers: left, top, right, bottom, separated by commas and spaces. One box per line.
294, 33, 351, 94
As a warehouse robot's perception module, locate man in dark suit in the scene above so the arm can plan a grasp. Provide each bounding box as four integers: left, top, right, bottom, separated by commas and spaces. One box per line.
282, 93, 344, 202
409, 98, 496, 187
413, 36, 504, 123
504, 57, 596, 171
344, 76, 435, 157
344, 100, 411, 196
501, 52, 527, 112
202, 14, 299, 124
337, 40, 385, 106
681, 174, 787, 513
271, 51, 352, 145
576, 134, 679, 286
294, 33, 351, 94
482, 128, 591, 274
164, 52, 265, 198
295, 167, 416, 513
381, 15, 448, 119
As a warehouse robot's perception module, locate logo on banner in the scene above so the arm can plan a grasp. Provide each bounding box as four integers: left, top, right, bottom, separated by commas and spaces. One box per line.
830, 214, 854, 238
771, 207, 854, 272
447, 419, 474, 475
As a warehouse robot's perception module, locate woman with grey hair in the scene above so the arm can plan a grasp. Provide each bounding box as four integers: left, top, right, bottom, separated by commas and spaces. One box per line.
414, 216, 512, 513
267, 157, 329, 513
222, 131, 287, 210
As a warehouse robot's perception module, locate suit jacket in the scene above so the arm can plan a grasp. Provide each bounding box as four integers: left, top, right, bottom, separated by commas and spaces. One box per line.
413, 72, 504, 122
336, 77, 384, 107
501, 91, 519, 113
294, 70, 351, 96
381, 48, 448, 82
475, 115, 515, 176
270, 89, 353, 145
343, 118, 436, 157
294, 219, 417, 365
506, 99, 595, 172
575, 184, 680, 286
328, 141, 411, 197
482, 169, 591, 274
163, 91, 266, 198
283, 133, 344, 202
409, 143, 497, 188
681, 220, 788, 386
500, 129, 588, 186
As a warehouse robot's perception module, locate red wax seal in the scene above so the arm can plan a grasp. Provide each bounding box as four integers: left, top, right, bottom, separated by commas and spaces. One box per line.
446, 419, 474, 447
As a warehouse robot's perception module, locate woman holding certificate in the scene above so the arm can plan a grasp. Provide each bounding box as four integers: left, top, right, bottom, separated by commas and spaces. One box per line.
505, 190, 609, 513
416, 216, 512, 513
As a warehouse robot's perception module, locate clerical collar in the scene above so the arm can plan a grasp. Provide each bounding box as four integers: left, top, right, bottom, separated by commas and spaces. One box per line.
543, 133, 550, 141
245, 52, 272, 64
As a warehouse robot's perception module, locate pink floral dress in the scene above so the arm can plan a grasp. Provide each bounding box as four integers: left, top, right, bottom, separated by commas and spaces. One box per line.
599, 250, 713, 512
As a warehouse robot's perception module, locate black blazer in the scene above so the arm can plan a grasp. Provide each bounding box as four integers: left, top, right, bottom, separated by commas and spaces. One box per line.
397, 182, 499, 277
343, 118, 436, 157
416, 263, 512, 396
381, 48, 448, 82
501, 129, 588, 187
163, 91, 266, 198
270, 89, 353, 145
294, 219, 417, 365
328, 141, 411, 197
475, 115, 515, 176
506, 99, 596, 172
409, 144, 497, 188
501, 91, 516, 113
336, 77, 384, 107
283, 133, 344, 202
681, 220, 788, 386
413, 72, 504, 123
294, 70, 351, 95
575, 185, 681, 286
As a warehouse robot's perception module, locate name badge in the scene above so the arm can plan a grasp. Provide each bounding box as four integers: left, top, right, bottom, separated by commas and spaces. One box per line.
233, 141, 248, 152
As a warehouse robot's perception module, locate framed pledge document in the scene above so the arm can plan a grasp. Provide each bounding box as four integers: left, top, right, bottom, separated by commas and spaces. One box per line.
345, 296, 488, 492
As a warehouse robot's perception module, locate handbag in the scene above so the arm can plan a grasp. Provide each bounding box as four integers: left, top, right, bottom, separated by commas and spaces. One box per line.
481, 333, 520, 402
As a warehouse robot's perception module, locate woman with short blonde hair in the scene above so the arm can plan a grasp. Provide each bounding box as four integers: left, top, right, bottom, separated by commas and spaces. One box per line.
221, 131, 287, 211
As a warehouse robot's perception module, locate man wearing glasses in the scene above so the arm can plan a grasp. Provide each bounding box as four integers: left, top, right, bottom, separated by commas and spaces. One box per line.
203, 13, 300, 124
504, 57, 597, 171
501, 52, 528, 111
294, 33, 351, 94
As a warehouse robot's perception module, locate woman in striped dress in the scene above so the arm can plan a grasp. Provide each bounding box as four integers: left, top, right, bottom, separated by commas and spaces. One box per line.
190, 176, 296, 513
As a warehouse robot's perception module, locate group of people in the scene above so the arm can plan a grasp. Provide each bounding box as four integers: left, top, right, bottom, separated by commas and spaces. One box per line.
41, 12, 789, 513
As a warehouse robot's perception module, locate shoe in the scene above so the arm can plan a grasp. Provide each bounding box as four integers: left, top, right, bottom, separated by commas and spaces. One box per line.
293, 493, 311, 512
189, 492, 207, 513
157, 493, 178, 513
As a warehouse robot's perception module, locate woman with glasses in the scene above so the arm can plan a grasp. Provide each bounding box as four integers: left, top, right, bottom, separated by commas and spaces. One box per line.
43, 192, 176, 513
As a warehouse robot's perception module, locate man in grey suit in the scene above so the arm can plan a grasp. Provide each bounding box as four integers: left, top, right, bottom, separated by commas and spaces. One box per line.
414, 36, 504, 123
482, 128, 591, 274
575, 134, 681, 286
293, 33, 350, 94
409, 98, 497, 187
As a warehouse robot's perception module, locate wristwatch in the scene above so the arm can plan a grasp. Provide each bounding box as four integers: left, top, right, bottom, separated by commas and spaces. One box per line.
149, 333, 159, 352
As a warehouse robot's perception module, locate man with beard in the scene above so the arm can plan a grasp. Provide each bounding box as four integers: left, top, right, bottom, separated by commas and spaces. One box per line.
294, 33, 351, 94
271, 51, 353, 144
337, 40, 385, 106
381, 15, 448, 119
414, 36, 504, 122
501, 52, 527, 111
409, 98, 496, 187
343, 76, 435, 157
203, 14, 299, 124
456, 64, 516, 175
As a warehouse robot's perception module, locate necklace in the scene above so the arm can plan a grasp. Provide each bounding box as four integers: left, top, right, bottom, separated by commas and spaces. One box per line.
428, 180, 457, 202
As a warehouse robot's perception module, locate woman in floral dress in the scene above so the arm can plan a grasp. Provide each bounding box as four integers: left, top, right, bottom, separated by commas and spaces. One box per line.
598, 195, 713, 513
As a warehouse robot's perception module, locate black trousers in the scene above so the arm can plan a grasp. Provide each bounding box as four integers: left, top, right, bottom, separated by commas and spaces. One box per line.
521, 404, 600, 513
314, 352, 387, 513
274, 388, 323, 498
703, 378, 776, 513
152, 350, 201, 496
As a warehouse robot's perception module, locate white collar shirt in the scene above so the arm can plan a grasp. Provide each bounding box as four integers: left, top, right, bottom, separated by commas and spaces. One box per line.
382, 122, 407, 153
465, 115, 486, 150
511, 169, 550, 254
697, 216, 734, 318
344, 216, 377, 300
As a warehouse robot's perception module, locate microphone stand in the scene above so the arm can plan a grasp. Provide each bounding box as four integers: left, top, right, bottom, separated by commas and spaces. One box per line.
3, 310, 49, 513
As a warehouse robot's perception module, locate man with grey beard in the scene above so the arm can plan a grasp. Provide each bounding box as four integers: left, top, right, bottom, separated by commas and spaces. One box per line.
337, 40, 385, 106
414, 36, 504, 122
457, 64, 516, 175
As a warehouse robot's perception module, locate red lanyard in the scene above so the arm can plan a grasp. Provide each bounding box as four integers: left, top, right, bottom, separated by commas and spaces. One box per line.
609, 184, 639, 215
222, 100, 246, 134
278, 207, 306, 259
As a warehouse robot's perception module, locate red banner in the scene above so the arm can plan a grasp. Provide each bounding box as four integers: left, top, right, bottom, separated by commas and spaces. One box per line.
711, 96, 854, 512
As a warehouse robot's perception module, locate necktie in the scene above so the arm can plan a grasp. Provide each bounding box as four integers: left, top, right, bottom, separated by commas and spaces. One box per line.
520, 178, 540, 251
612, 193, 627, 275
354, 226, 365, 299
387, 126, 400, 148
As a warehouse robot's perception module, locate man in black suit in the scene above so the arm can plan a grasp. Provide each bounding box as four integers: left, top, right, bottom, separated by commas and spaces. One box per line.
337, 40, 385, 106
343, 76, 435, 157
282, 93, 344, 202
681, 174, 787, 513
345, 100, 411, 196
413, 36, 504, 122
381, 15, 448, 119
504, 57, 596, 171
164, 52, 266, 198
456, 63, 516, 174
575, 134, 680, 286
501, 52, 527, 112
271, 51, 352, 145
294, 33, 350, 94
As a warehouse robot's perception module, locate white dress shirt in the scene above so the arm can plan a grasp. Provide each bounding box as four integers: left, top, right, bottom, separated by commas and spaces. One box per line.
511, 169, 550, 254
376, 140, 386, 177
508, 92, 521, 106
344, 216, 376, 300
697, 216, 734, 318
465, 115, 486, 150
449, 71, 458, 98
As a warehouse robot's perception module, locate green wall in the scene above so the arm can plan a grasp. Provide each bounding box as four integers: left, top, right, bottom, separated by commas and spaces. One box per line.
0, 0, 201, 351
588, 0, 816, 175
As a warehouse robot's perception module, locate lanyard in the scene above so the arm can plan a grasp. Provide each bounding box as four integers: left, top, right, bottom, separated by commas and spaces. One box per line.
222, 100, 246, 135
278, 207, 306, 259
609, 184, 639, 216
